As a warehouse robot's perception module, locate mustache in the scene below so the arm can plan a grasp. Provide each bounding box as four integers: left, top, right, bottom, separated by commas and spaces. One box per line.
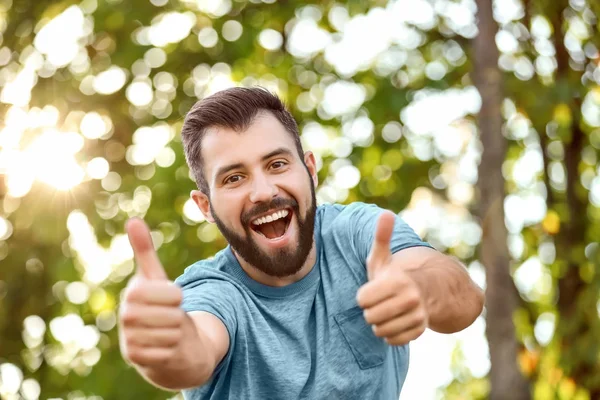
241, 197, 299, 226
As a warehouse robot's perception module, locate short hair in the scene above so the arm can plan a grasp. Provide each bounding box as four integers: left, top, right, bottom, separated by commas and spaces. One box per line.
181, 86, 304, 194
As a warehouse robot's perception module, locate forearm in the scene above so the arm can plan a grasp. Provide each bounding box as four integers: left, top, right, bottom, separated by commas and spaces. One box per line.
407, 258, 484, 333
137, 315, 216, 390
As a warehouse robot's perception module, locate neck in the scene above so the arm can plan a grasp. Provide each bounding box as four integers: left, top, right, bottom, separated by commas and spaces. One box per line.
233, 242, 317, 287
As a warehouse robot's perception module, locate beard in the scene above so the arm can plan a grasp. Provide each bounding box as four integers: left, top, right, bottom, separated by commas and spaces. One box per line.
211, 176, 317, 279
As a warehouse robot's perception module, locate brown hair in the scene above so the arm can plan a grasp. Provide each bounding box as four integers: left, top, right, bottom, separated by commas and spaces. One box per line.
181, 86, 304, 194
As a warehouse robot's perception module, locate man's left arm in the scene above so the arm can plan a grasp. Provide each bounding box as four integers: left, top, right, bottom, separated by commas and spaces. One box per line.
392, 246, 484, 334
356, 211, 484, 345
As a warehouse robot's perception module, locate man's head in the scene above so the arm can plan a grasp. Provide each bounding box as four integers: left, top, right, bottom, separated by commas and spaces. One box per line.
181, 87, 318, 278
182, 87, 305, 195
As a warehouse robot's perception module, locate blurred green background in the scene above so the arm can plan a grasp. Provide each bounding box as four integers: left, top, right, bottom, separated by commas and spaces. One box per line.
0, 0, 599, 399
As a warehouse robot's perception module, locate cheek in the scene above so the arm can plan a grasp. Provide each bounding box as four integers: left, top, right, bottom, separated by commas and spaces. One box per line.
212, 193, 244, 224
282, 179, 312, 212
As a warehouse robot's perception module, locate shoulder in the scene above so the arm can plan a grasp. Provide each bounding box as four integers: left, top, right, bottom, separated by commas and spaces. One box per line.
317, 202, 381, 230
315, 202, 380, 256
317, 201, 377, 219
174, 247, 238, 290
174, 248, 246, 316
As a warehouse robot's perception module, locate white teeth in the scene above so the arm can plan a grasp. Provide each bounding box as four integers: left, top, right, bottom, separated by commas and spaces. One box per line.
251, 209, 289, 226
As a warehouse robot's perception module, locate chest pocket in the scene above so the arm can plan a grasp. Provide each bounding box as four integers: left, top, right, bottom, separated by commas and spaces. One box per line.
334, 306, 387, 369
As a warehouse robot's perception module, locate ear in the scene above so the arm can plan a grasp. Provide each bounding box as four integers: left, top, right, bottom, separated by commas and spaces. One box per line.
191, 190, 214, 223
303, 151, 319, 187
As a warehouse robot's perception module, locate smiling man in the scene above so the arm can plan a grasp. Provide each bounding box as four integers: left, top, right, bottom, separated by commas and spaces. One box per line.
118, 87, 485, 400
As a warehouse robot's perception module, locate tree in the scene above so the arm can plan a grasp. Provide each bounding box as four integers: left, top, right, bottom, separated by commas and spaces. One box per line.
497, 0, 600, 397
473, 0, 531, 398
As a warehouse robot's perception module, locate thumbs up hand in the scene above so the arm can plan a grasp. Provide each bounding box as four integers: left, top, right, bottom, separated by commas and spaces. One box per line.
356, 211, 428, 346
119, 218, 186, 368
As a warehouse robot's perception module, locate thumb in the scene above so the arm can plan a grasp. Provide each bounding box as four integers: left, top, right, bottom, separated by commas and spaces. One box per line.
367, 211, 395, 280
125, 217, 168, 280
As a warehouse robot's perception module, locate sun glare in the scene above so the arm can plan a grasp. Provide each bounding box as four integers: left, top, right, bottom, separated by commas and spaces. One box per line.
0, 105, 111, 196
4, 129, 85, 195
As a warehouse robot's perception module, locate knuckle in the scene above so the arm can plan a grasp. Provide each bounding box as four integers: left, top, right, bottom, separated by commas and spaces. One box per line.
123, 276, 138, 293
356, 295, 366, 309
405, 291, 421, 308
125, 285, 145, 303
124, 331, 137, 346
411, 309, 424, 324
120, 308, 137, 326
127, 347, 143, 364
171, 286, 183, 305
122, 287, 135, 303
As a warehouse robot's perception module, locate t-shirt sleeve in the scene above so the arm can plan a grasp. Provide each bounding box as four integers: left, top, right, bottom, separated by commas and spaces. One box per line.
345, 202, 434, 264
175, 274, 239, 377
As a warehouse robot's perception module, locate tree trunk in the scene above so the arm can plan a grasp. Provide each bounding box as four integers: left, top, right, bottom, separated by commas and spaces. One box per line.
473, 0, 530, 398
545, 3, 599, 394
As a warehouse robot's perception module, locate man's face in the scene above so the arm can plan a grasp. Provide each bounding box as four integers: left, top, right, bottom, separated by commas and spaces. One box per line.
194, 112, 318, 278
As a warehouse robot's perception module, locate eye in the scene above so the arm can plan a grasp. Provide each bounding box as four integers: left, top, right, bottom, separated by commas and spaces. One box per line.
270, 160, 287, 170
224, 174, 243, 184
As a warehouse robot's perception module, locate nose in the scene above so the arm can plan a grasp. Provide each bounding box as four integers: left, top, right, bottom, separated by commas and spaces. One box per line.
249, 174, 278, 203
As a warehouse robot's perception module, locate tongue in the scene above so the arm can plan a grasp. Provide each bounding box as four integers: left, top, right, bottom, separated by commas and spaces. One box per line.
257, 219, 287, 239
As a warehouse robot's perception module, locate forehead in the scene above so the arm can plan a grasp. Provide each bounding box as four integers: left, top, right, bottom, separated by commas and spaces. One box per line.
201, 112, 299, 177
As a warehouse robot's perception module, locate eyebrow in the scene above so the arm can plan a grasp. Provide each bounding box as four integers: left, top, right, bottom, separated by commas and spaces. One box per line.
215, 162, 244, 180
261, 147, 294, 161
214, 147, 295, 180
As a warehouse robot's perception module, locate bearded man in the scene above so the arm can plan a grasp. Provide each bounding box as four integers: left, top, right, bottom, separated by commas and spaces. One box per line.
118, 87, 485, 400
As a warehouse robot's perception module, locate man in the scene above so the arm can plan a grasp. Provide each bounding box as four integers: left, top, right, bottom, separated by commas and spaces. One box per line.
118, 87, 484, 399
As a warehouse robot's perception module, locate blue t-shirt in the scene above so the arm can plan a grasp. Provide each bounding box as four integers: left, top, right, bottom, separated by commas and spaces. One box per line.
175, 202, 432, 400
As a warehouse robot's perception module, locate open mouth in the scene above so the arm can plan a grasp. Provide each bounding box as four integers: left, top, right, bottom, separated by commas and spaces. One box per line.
250, 208, 293, 240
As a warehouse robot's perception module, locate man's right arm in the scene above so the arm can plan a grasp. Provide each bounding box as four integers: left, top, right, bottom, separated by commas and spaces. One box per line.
133, 311, 230, 391
119, 218, 230, 391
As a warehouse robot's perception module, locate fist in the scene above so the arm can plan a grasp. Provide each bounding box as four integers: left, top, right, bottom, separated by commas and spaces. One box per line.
356, 211, 428, 346
119, 218, 186, 367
